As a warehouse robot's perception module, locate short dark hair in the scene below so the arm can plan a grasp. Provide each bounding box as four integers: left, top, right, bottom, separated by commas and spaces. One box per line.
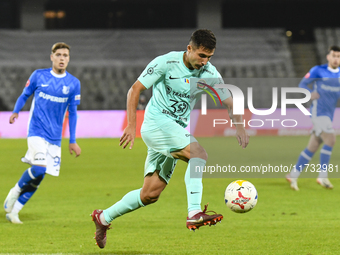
51, 42, 70, 54
328, 45, 340, 53
189, 29, 216, 51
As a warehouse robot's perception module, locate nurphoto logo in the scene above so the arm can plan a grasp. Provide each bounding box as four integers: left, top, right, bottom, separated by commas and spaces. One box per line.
200, 83, 311, 128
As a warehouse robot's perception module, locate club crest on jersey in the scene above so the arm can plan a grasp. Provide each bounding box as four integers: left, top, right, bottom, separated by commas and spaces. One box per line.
197, 79, 207, 89
166, 85, 172, 94
62, 86, 70, 94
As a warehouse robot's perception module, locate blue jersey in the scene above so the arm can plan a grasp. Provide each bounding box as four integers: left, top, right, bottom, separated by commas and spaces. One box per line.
20, 68, 81, 146
299, 64, 340, 121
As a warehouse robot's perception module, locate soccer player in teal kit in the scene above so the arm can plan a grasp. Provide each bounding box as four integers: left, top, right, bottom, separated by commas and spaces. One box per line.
91, 29, 249, 249
4, 42, 81, 224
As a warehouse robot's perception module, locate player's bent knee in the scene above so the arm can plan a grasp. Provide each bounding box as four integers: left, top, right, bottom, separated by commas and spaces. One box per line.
140, 191, 161, 205
197, 147, 208, 161
30, 165, 46, 178
190, 143, 208, 160
322, 133, 336, 147
328, 140, 336, 147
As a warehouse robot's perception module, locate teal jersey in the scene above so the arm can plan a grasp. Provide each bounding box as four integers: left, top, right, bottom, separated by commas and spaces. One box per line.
138, 51, 230, 127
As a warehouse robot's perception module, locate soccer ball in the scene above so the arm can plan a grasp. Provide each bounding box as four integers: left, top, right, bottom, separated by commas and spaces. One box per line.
224, 180, 258, 213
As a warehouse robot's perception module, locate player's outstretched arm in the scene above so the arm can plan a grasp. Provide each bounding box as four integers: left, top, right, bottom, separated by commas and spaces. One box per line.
10, 93, 30, 124
9, 113, 19, 124
69, 143, 81, 157
223, 97, 249, 149
120, 80, 147, 150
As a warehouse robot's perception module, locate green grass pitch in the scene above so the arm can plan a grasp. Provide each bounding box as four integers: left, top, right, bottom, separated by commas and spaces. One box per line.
1, 136, 340, 254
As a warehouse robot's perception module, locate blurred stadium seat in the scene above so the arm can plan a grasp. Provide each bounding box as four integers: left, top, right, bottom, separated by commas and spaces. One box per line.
0, 29, 295, 110
315, 28, 340, 63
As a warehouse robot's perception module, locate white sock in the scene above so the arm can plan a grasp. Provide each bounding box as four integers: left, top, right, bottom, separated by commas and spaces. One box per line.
11, 201, 24, 214
188, 209, 202, 218
13, 183, 22, 194
100, 212, 110, 226
290, 167, 301, 178
318, 171, 328, 178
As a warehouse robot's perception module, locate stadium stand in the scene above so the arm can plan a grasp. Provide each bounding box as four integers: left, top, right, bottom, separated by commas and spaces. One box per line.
315, 28, 340, 63
0, 29, 295, 110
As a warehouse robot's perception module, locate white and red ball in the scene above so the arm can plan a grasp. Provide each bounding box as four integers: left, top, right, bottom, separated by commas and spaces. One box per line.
224, 180, 258, 213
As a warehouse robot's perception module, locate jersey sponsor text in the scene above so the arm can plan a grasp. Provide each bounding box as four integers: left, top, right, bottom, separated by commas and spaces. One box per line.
38, 92, 68, 103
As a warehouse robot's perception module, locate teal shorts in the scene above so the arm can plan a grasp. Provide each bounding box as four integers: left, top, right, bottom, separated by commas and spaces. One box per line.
141, 117, 197, 183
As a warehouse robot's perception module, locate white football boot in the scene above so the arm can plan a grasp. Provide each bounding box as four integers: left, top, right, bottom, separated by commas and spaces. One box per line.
317, 178, 333, 189
6, 212, 23, 224
286, 174, 299, 191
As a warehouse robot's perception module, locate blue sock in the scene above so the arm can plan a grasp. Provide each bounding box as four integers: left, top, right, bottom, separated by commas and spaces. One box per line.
103, 188, 144, 223
18, 165, 46, 188
296, 148, 314, 172
291, 148, 314, 178
18, 175, 45, 205
319, 145, 333, 178
185, 158, 206, 213
18, 169, 34, 188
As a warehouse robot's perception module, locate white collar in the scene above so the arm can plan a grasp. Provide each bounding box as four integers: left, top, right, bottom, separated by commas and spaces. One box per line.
50, 69, 67, 78
327, 66, 339, 73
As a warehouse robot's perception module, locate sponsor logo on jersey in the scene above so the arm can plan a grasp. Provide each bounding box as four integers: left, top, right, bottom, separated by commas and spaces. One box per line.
320, 84, 340, 92
75, 94, 81, 100
169, 99, 189, 116
25, 80, 30, 87
202, 68, 214, 75
162, 109, 177, 118
62, 86, 70, 94
304, 72, 310, 79
41, 84, 49, 87
172, 91, 190, 99
39, 92, 68, 103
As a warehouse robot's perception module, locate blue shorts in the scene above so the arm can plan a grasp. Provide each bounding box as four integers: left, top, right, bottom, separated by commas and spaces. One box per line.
141, 117, 197, 183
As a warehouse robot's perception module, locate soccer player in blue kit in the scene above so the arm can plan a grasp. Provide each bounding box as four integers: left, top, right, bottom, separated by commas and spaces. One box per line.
286, 46, 340, 191
91, 29, 249, 249
3, 42, 81, 223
